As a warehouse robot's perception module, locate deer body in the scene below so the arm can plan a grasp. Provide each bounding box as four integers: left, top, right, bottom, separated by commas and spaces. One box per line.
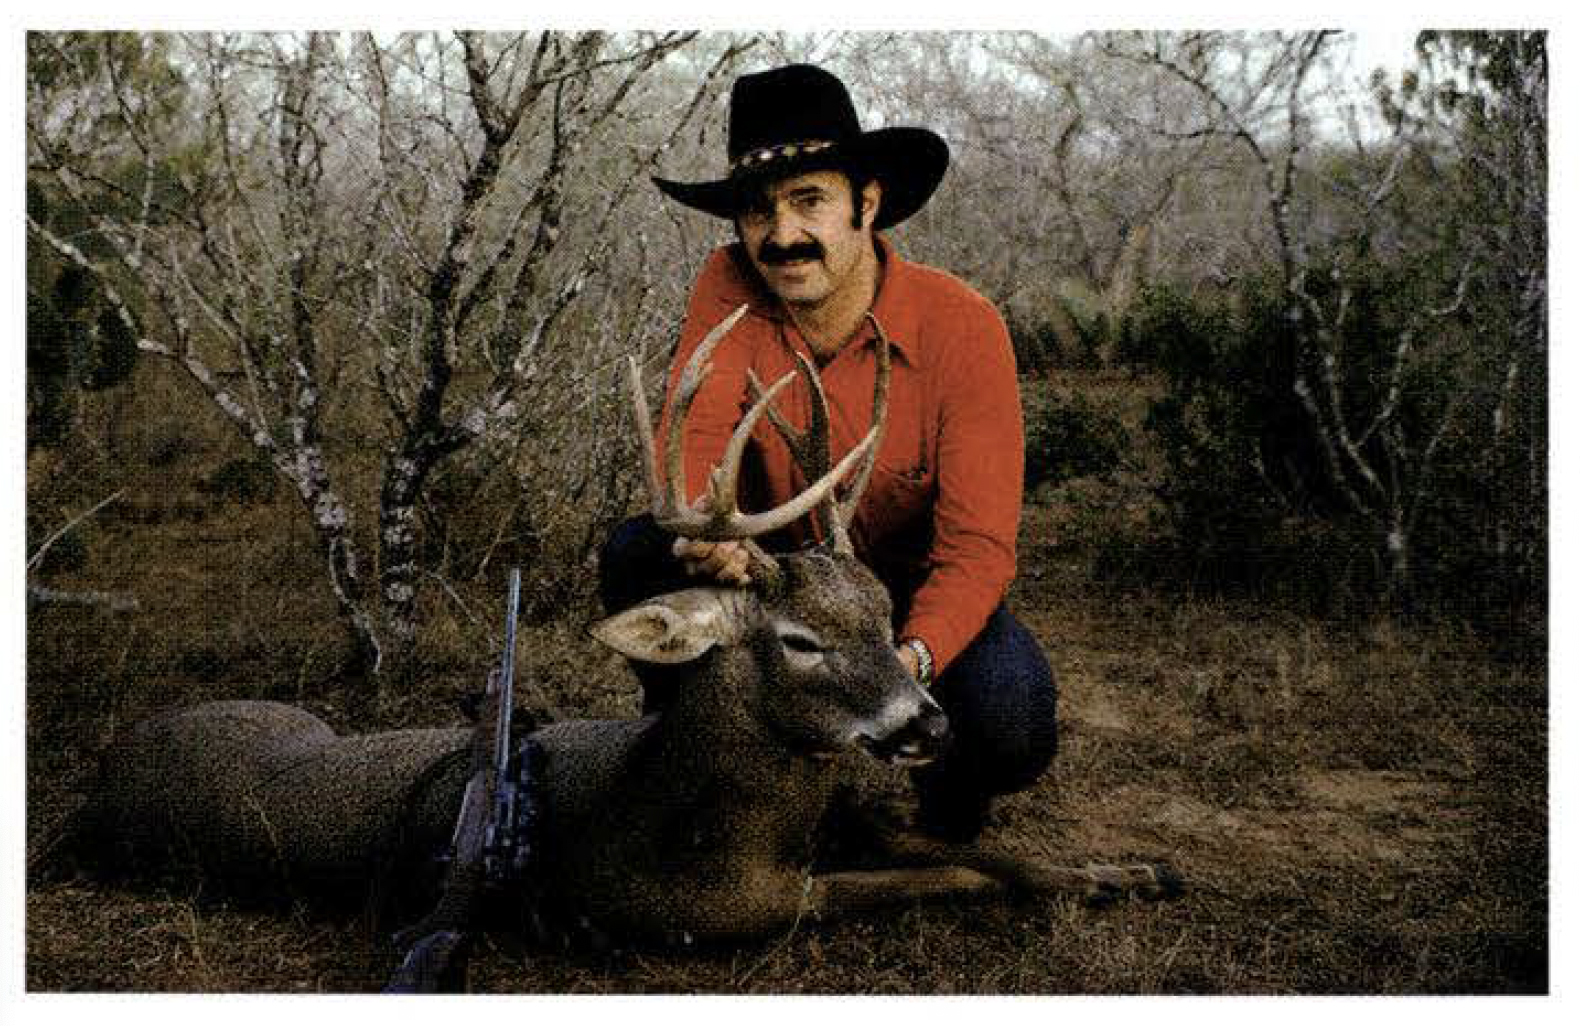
532, 711, 842, 940
81, 549, 1047, 942
84, 700, 469, 895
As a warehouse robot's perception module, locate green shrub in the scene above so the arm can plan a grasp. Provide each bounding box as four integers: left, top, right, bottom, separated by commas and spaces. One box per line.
1021, 385, 1129, 493
199, 456, 280, 505
1115, 266, 1533, 624
1007, 298, 1112, 373
26, 263, 139, 450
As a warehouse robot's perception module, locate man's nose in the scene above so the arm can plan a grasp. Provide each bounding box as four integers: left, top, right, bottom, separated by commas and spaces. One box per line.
765, 210, 805, 245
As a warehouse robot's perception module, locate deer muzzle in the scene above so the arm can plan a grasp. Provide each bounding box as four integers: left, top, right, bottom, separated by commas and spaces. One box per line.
856, 692, 950, 767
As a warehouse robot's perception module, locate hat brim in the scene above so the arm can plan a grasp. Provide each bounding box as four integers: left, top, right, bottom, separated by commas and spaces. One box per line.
653, 127, 948, 231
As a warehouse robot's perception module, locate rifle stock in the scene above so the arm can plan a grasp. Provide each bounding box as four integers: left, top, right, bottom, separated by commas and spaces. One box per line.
383, 929, 468, 994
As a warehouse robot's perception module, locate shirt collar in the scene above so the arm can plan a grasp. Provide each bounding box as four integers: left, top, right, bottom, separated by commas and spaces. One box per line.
866, 235, 921, 363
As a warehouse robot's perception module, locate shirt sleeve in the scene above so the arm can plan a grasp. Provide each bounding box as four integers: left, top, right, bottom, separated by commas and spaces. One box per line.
900, 295, 1023, 673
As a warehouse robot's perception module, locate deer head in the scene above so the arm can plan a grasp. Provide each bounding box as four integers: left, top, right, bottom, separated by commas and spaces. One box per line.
594, 305, 947, 766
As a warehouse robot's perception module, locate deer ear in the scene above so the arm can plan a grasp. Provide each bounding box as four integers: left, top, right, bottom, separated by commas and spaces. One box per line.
590, 591, 735, 664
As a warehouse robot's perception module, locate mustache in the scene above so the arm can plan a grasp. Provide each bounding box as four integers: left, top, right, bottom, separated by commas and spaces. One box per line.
756, 239, 824, 265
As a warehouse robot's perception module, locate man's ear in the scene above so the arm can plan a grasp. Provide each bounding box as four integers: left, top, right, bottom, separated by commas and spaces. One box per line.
860, 178, 883, 229
590, 589, 740, 664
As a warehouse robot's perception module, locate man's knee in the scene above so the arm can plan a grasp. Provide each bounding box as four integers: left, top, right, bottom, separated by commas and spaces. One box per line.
597, 515, 692, 709
598, 514, 688, 614
932, 607, 1058, 795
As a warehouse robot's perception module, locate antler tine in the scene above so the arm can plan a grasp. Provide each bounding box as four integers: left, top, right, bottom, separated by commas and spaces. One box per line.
746, 369, 803, 456
720, 425, 880, 539
749, 354, 832, 472
787, 350, 838, 544
625, 356, 665, 512
664, 383, 861, 542
663, 304, 751, 516
744, 325, 888, 555
659, 410, 878, 542
646, 302, 876, 583
749, 354, 836, 539
836, 314, 893, 531
705, 369, 797, 527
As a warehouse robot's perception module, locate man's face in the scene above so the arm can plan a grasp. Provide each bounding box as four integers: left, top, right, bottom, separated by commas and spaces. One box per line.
736, 169, 881, 311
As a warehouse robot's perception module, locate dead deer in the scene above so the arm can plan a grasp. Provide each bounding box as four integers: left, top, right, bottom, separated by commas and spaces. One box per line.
75, 306, 1176, 952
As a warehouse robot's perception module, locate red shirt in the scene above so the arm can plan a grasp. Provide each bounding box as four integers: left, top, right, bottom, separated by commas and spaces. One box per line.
661, 235, 1023, 673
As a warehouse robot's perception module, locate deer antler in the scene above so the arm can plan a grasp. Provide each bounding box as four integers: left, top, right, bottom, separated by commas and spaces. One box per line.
626, 304, 883, 581
747, 312, 892, 555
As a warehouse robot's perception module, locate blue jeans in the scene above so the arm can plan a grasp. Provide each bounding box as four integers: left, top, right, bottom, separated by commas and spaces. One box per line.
597, 516, 1059, 823
911, 604, 1058, 835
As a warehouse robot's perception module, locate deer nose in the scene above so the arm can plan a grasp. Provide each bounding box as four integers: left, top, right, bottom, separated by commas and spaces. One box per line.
914, 702, 950, 748
876, 700, 950, 767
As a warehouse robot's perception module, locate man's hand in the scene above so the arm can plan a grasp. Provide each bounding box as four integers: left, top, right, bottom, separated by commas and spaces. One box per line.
673, 538, 752, 587
896, 642, 921, 681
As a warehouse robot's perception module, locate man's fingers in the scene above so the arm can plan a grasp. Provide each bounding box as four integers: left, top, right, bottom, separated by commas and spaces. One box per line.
703, 543, 748, 583
718, 546, 750, 585
672, 538, 713, 560
674, 538, 716, 576
672, 538, 751, 585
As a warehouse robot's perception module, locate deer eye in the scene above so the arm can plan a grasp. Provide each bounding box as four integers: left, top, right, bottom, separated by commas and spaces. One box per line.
780, 632, 823, 655
771, 619, 826, 667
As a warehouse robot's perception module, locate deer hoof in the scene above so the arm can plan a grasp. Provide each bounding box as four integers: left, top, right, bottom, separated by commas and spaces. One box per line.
1138, 861, 1185, 901
1080, 862, 1185, 904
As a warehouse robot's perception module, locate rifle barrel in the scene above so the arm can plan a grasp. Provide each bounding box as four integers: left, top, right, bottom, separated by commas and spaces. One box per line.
493, 568, 522, 771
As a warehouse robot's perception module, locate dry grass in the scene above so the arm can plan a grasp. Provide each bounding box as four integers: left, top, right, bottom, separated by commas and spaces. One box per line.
24, 369, 1546, 995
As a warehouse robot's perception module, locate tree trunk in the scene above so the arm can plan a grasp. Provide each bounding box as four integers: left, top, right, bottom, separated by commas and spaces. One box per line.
375, 447, 434, 687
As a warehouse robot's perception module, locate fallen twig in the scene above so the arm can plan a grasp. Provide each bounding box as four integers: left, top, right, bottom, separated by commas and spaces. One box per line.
27, 586, 141, 614
27, 490, 125, 574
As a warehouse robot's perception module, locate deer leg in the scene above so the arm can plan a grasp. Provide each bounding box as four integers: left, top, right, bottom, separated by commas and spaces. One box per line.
1007, 861, 1184, 903
802, 866, 1007, 921
850, 824, 1183, 903
950, 850, 1180, 903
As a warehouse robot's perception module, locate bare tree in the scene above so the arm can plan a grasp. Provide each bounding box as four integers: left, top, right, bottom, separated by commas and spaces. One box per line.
27, 31, 755, 703
1372, 31, 1547, 609
984, 32, 1231, 362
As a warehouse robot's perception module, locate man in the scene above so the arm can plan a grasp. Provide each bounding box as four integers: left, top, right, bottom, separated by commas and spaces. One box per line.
600, 63, 1056, 842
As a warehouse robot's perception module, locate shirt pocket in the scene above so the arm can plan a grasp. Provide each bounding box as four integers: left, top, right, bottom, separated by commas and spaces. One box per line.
870, 368, 929, 479
857, 462, 935, 543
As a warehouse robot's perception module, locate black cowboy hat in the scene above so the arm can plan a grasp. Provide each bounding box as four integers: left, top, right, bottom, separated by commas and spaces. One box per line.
653, 64, 949, 231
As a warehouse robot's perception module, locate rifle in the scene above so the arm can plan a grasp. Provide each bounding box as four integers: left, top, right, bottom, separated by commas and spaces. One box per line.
384, 567, 537, 993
